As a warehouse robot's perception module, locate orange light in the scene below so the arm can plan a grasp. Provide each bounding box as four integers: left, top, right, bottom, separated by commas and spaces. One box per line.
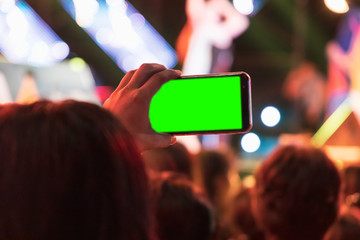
325, 145, 360, 164
242, 175, 256, 189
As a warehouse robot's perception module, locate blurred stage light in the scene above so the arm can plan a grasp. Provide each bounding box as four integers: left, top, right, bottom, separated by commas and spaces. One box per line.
62, 0, 177, 72
69, 57, 87, 72
312, 99, 352, 147
73, 0, 99, 28
0, 0, 15, 13
202, 135, 220, 149
233, 0, 267, 16
176, 136, 202, 155
0, 0, 69, 65
261, 106, 281, 127
233, 0, 254, 15
95, 28, 113, 45
241, 132, 261, 153
51, 41, 70, 60
242, 175, 256, 189
28, 41, 50, 64
324, 0, 349, 14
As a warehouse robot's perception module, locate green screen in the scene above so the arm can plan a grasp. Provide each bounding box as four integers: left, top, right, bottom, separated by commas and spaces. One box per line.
149, 75, 242, 133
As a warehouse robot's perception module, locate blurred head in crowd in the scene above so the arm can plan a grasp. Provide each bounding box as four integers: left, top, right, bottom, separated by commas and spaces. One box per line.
325, 213, 360, 240
342, 166, 360, 206
150, 172, 214, 240
253, 145, 341, 240
143, 142, 192, 178
193, 150, 230, 211
227, 188, 265, 240
0, 100, 153, 240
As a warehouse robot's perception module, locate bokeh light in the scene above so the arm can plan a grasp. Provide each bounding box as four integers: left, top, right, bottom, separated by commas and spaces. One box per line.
261, 106, 281, 127
233, 0, 254, 15
324, 0, 349, 14
241, 132, 261, 153
0, 1, 69, 65
242, 175, 256, 189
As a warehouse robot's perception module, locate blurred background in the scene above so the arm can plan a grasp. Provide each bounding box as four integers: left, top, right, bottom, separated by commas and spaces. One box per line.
1, 0, 360, 180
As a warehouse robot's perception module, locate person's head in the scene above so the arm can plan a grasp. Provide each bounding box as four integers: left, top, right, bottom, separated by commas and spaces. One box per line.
193, 150, 230, 207
150, 172, 214, 240
253, 145, 341, 240
228, 188, 265, 240
342, 166, 360, 203
143, 142, 192, 178
325, 213, 360, 240
0, 100, 153, 240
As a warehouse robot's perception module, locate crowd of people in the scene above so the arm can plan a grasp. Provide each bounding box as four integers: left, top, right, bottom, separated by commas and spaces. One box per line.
0, 63, 360, 240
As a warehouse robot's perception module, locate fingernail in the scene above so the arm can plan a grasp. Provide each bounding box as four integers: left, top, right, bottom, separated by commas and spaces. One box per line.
175, 70, 182, 75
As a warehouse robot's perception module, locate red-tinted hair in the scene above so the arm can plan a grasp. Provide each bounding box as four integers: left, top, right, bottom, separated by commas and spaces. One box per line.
253, 145, 340, 240
0, 100, 154, 240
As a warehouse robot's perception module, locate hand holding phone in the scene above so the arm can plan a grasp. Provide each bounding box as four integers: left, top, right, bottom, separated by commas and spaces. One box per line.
103, 63, 181, 151
149, 72, 252, 135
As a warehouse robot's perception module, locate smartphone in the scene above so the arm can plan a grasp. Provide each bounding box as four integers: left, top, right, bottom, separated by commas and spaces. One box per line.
149, 72, 252, 135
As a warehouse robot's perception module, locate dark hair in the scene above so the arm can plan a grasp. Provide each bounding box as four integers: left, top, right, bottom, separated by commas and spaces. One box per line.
229, 188, 265, 240
194, 150, 230, 202
325, 213, 360, 240
253, 145, 341, 240
150, 172, 214, 240
0, 100, 153, 240
343, 166, 360, 200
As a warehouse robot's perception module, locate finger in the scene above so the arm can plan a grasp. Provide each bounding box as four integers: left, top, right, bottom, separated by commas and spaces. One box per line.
103, 70, 136, 107
153, 134, 177, 148
140, 69, 182, 98
117, 70, 136, 90
126, 63, 167, 89
107, 70, 136, 102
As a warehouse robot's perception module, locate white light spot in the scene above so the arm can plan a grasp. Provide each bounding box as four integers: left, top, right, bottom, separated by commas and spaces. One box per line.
129, 13, 145, 29
233, 0, 254, 15
51, 41, 69, 60
106, 0, 126, 8
6, 6, 28, 38
95, 28, 114, 45
73, 0, 99, 28
0, 0, 16, 13
120, 55, 139, 72
241, 133, 261, 153
13, 40, 30, 58
28, 41, 50, 64
324, 0, 349, 14
261, 106, 281, 127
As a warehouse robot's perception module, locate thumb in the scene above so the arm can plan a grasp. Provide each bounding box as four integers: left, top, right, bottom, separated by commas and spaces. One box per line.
137, 133, 177, 151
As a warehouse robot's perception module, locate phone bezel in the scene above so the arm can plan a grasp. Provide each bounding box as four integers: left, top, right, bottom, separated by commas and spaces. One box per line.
151, 72, 253, 135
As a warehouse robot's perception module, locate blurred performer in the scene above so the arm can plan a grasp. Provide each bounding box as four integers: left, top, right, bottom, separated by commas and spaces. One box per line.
175, 0, 249, 158
326, 8, 360, 117
176, 0, 249, 74
282, 61, 326, 132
